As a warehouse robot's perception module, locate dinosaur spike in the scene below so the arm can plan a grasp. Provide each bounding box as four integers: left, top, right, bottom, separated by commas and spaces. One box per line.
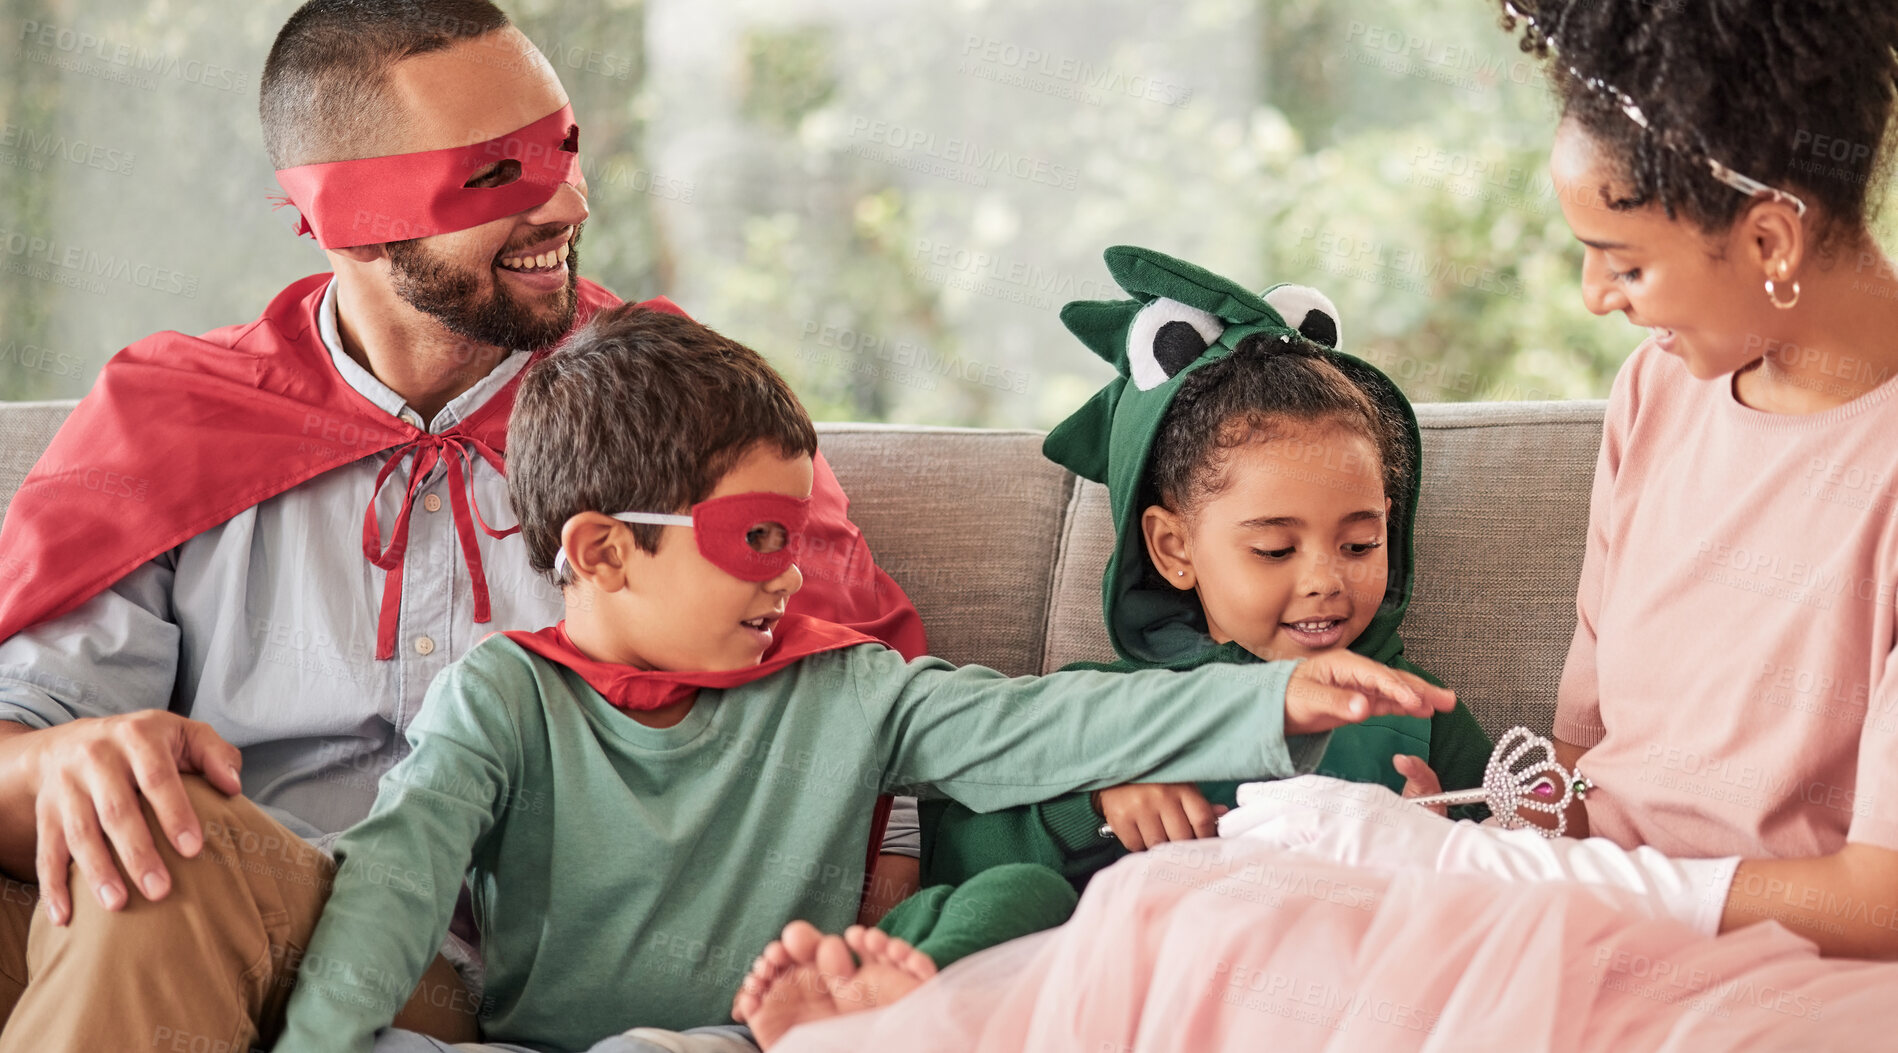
1060, 299, 1145, 371
1041, 376, 1124, 484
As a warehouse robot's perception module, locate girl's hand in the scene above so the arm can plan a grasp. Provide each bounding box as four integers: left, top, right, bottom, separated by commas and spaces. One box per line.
1092, 783, 1226, 852
1393, 754, 1446, 816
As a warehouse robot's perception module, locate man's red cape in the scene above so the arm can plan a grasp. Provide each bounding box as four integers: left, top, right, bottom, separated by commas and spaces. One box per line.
0, 272, 927, 664
0, 272, 926, 882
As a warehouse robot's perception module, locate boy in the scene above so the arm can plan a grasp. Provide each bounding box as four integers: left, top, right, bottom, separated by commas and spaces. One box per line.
272, 305, 1453, 1052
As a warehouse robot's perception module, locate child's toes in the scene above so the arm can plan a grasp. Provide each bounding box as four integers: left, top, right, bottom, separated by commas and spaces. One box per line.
883, 937, 937, 980
748, 944, 783, 981
900, 945, 939, 981
779, 920, 824, 964
855, 926, 890, 959
869, 931, 910, 965
816, 933, 861, 999
814, 933, 857, 982
732, 980, 762, 1021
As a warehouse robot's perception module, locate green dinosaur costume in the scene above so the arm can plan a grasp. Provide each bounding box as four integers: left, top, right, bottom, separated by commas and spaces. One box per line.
917, 245, 1494, 892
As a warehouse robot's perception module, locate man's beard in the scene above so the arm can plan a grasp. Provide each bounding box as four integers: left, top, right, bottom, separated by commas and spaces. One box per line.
385, 224, 585, 352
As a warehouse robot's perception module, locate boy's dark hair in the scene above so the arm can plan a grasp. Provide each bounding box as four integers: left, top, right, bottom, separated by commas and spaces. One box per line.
1499, 0, 1898, 248
261, 0, 512, 170
508, 306, 818, 579
1147, 335, 1411, 520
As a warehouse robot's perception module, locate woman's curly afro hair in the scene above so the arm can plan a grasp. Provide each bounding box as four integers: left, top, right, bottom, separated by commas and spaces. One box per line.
1499, 0, 1898, 247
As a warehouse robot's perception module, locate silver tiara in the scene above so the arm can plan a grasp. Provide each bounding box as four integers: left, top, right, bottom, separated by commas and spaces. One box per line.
1407, 726, 1588, 838
1503, 2, 1808, 217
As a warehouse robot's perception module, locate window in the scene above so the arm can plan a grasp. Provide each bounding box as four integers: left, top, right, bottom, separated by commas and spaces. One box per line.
1, 0, 1686, 421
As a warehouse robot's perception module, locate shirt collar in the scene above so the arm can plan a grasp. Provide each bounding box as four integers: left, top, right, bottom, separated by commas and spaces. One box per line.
316, 276, 530, 435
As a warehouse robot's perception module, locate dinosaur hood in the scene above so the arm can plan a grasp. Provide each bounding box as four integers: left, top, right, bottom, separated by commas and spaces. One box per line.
1044, 245, 1425, 670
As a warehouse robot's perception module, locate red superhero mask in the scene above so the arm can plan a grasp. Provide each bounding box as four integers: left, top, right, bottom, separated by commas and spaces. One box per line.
273, 104, 581, 249
554, 492, 812, 582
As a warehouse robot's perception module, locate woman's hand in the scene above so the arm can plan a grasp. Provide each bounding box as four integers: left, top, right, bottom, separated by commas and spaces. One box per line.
1394, 754, 1446, 816
1093, 782, 1226, 852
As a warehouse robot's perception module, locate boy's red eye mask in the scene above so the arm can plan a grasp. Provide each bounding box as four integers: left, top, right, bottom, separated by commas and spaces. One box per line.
554, 492, 812, 582
273, 104, 580, 249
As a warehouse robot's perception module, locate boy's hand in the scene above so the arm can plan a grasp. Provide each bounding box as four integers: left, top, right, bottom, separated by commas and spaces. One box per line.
1092, 783, 1226, 853
1394, 754, 1446, 816
1283, 652, 1453, 736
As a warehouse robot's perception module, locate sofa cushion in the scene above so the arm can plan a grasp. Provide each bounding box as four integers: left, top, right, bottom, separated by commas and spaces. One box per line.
1039, 401, 1607, 744
1041, 480, 1119, 672
815, 424, 1074, 677
0, 401, 74, 527
1405, 401, 1604, 740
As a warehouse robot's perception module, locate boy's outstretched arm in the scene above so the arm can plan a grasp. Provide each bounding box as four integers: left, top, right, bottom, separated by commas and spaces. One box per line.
858, 648, 1451, 816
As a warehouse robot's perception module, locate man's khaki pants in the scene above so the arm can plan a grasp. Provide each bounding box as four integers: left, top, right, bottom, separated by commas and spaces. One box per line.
0, 776, 478, 1052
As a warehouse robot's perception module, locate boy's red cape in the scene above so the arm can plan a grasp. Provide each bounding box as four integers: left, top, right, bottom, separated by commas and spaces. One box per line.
0, 273, 927, 665
503, 614, 878, 711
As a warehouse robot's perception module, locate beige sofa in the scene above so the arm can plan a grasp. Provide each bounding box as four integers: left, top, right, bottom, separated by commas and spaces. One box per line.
0, 398, 1608, 742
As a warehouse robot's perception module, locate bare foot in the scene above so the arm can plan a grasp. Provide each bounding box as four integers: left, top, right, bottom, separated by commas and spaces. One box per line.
733, 920, 823, 1024
741, 922, 940, 1049
748, 927, 849, 1049
839, 924, 938, 1001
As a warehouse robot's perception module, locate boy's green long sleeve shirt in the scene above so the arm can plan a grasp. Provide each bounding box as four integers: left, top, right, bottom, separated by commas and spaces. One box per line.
274, 637, 1325, 1052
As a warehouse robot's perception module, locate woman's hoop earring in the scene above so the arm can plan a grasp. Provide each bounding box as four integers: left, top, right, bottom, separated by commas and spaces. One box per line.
1765, 278, 1800, 310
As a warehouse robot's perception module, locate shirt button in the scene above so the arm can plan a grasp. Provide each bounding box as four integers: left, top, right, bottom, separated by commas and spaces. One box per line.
422, 493, 443, 513
399, 411, 422, 429
413, 636, 436, 656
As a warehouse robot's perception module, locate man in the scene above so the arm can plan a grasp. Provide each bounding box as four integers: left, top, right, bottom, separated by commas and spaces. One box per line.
0, 3, 924, 1050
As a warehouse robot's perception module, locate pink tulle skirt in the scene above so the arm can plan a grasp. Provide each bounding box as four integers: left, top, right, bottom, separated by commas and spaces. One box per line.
777, 839, 1897, 1051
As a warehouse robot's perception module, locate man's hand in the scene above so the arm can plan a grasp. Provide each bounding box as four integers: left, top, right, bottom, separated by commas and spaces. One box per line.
24, 712, 242, 925
1093, 783, 1227, 853
1283, 651, 1455, 736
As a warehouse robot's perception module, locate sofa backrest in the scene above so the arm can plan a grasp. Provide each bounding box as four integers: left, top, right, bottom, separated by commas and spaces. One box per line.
823, 402, 1609, 743
0, 399, 1607, 742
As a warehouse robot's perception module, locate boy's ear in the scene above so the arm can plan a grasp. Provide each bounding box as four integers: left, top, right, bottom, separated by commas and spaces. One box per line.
1140, 504, 1196, 590
560, 512, 638, 592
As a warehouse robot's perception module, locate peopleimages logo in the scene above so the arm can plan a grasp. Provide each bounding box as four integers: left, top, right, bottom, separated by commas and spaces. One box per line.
847, 117, 1079, 191
0, 227, 198, 297
958, 35, 1193, 109
16, 19, 249, 93
0, 123, 135, 175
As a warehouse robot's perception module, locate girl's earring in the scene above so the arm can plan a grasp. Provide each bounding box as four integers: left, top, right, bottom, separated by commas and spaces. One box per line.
1175, 570, 1184, 577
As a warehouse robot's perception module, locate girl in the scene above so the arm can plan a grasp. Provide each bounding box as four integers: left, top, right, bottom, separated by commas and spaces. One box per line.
920, 246, 1492, 889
